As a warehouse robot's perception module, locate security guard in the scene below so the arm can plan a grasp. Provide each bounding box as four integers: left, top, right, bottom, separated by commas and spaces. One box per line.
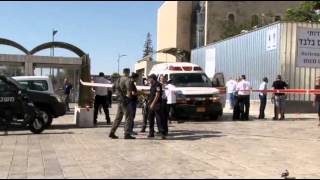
109, 68, 135, 139
147, 74, 166, 139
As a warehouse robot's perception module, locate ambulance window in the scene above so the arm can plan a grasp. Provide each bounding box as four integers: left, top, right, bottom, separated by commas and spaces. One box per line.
170, 73, 212, 87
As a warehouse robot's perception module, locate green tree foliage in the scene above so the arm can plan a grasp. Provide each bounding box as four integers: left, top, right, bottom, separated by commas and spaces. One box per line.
143, 32, 153, 58
111, 72, 120, 82
220, 21, 252, 39
285, 1, 320, 22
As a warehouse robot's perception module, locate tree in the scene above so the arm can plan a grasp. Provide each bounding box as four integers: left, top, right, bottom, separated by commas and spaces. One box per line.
285, 1, 320, 22
111, 72, 120, 82
220, 21, 252, 39
143, 32, 153, 58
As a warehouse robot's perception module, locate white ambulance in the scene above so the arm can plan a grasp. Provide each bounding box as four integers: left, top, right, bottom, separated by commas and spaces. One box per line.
148, 62, 223, 120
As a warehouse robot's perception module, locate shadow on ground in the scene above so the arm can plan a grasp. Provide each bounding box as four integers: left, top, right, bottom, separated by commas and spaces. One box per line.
165, 129, 225, 141
0, 131, 74, 136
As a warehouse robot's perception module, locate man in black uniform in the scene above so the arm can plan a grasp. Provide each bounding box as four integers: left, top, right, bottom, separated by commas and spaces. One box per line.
140, 98, 149, 133
272, 75, 288, 120
160, 75, 169, 135
147, 74, 166, 139
128, 72, 139, 135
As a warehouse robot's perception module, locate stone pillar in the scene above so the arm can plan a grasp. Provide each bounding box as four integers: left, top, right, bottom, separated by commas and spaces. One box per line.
25, 55, 34, 76
78, 54, 94, 108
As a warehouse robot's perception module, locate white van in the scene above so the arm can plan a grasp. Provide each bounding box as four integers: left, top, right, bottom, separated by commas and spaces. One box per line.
12, 76, 55, 95
148, 62, 223, 120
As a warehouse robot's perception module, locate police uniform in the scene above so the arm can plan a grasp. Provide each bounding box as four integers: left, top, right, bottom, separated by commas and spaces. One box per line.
140, 98, 149, 132
161, 83, 168, 135
128, 78, 138, 134
109, 76, 132, 137
148, 81, 165, 137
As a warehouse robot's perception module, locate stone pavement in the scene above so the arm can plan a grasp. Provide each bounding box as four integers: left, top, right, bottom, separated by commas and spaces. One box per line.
0, 102, 320, 179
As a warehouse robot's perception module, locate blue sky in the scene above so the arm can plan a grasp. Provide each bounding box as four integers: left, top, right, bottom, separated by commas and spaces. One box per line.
0, 1, 163, 75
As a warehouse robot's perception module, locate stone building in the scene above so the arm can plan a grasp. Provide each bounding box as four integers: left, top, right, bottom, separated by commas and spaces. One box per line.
156, 1, 301, 62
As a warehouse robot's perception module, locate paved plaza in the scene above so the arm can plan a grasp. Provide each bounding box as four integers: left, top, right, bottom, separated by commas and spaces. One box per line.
0, 102, 320, 179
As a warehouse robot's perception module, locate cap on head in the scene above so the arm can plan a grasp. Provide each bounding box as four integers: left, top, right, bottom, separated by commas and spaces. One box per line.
263, 77, 268, 82
277, 75, 282, 80
99, 72, 104, 77
123, 68, 130, 75
148, 74, 157, 81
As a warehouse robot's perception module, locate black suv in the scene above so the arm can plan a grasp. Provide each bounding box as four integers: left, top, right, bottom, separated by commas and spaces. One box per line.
24, 90, 66, 127
0, 76, 46, 134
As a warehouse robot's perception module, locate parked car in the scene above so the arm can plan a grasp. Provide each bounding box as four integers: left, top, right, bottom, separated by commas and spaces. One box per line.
12, 76, 66, 127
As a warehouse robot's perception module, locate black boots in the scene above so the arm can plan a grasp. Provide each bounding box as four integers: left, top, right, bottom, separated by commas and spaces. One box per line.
124, 135, 136, 139
109, 133, 119, 139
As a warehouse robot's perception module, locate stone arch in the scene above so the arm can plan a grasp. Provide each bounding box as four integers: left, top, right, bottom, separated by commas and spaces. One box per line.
0, 38, 30, 55
30, 41, 86, 57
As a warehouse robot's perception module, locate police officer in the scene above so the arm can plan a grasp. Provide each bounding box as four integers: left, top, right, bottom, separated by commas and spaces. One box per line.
93, 72, 111, 125
140, 98, 149, 133
109, 68, 135, 139
141, 79, 150, 133
147, 74, 166, 139
128, 72, 139, 135
160, 75, 169, 136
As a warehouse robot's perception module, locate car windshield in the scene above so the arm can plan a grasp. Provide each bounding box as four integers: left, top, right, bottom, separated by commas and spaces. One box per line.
170, 73, 213, 87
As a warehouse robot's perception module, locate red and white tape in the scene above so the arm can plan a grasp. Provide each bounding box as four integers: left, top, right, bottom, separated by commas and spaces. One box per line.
237, 89, 320, 94
80, 80, 320, 95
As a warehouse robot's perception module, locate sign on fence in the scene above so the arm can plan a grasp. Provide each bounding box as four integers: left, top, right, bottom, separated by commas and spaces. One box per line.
297, 28, 320, 68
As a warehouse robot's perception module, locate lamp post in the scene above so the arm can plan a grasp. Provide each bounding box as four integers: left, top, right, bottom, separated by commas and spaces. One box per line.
52, 29, 58, 56
117, 54, 127, 74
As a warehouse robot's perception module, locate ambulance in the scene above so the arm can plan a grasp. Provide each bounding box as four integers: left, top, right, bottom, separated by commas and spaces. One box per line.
148, 62, 223, 120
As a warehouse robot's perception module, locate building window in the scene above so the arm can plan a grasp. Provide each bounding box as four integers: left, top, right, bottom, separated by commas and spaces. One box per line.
251, 15, 259, 27
274, 15, 281, 22
228, 13, 235, 23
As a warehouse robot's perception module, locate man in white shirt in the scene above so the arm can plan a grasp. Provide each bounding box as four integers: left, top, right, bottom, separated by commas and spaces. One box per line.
93, 72, 112, 125
165, 80, 176, 122
258, 77, 268, 119
226, 77, 237, 109
236, 75, 252, 120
